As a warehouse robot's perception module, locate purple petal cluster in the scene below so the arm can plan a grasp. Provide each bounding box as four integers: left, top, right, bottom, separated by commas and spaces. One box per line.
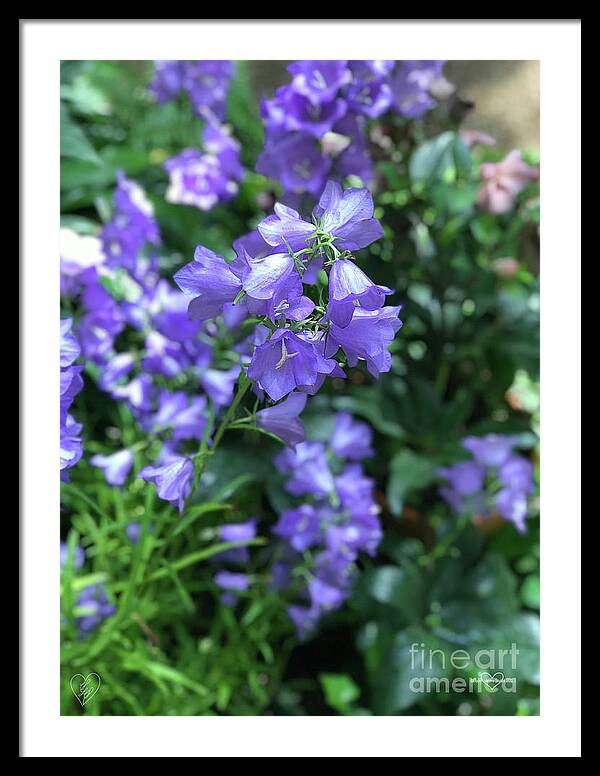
211, 518, 258, 606
60, 541, 85, 570
438, 434, 536, 533
389, 60, 446, 119
165, 120, 243, 211
257, 60, 446, 204
271, 412, 382, 638
174, 181, 402, 418
61, 173, 257, 511
101, 171, 160, 273
149, 60, 234, 121
90, 449, 134, 486
60, 318, 84, 479
75, 583, 116, 637
330, 411, 374, 460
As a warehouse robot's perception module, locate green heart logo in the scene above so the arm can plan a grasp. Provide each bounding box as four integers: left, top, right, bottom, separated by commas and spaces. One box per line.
70, 673, 101, 706
479, 671, 504, 692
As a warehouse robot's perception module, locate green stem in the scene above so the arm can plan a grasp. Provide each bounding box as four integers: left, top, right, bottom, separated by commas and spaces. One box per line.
417, 513, 472, 566
193, 370, 252, 489
435, 361, 451, 396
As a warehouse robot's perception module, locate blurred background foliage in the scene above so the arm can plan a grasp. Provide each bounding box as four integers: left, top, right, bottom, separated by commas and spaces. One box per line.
60, 60, 540, 716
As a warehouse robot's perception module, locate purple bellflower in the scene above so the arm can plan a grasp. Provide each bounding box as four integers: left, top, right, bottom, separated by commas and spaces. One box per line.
90, 449, 134, 487
174, 246, 242, 321
138, 455, 194, 513
330, 411, 374, 460
256, 391, 307, 447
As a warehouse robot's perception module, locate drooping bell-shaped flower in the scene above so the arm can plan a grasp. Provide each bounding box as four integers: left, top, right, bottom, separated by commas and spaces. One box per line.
60, 318, 81, 367
273, 504, 321, 551
496, 488, 529, 534
438, 461, 487, 496
247, 329, 339, 402
275, 440, 335, 497
138, 455, 194, 513
256, 391, 307, 447
327, 258, 393, 327
200, 366, 239, 410
287, 60, 351, 104
462, 434, 516, 467
325, 305, 403, 377
90, 449, 134, 487
330, 411, 374, 460
173, 245, 242, 321
498, 455, 535, 493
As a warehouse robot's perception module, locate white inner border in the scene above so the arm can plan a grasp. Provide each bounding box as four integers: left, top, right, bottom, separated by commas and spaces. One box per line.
22, 19, 581, 758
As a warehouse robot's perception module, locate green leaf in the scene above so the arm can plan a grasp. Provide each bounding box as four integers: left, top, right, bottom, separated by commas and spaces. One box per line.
120, 654, 210, 697
387, 449, 437, 515
159, 561, 196, 613
60, 145, 150, 194
99, 268, 143, 303
362, 565, 427, 623
172, 502, 233, 537
520, 575, 540, 609
60, 102, 101, 164
319, 673, 360, 714
371, 626, 452, 714
69, 572, 108, 593
61, 73, 112, 116
60, 214, 100, 235
409, 131, 471, 184
146, 539, 266, 581
436, 554, 520, 634
227, 60, 264, 166
470, 613, 540, 685
470, 213, 503, 246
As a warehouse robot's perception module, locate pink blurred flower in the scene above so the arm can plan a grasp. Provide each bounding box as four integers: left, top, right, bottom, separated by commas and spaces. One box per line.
491, 257, 520, 279
477, 150, 539, 215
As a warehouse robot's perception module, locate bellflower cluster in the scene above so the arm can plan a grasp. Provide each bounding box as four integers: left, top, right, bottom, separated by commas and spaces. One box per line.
174, 180, 402, 432
271, 412, 381, 638
148, 60, 234, 121
438, 433, 536, 533
164, 119, 243, 211
60, 318, 84, 479
61, 173, 255, 512
257, 60, 446, 205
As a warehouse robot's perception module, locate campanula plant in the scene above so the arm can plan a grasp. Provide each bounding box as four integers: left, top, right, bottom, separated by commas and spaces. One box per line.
59, 59, 539, 717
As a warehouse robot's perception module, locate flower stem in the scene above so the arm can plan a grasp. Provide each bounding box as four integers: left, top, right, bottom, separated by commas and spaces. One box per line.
193, 369, 252, 489
417, 513, 472, 566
